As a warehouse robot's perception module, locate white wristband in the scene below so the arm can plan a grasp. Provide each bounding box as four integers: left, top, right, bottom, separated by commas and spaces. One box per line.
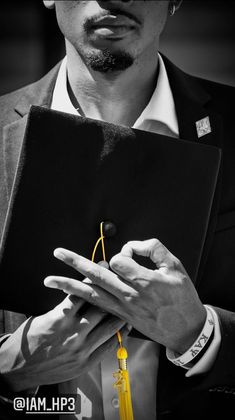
186, 306, 221, 377
167, 305, 214, 368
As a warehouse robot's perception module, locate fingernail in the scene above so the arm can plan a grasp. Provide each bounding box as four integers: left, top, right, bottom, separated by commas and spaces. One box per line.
44, 276, 56, 288
54, 249, 66, 261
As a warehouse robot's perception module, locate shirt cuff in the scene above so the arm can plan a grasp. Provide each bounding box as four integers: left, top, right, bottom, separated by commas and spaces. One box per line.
0, 334, 39, 403
186, 306, 221, 377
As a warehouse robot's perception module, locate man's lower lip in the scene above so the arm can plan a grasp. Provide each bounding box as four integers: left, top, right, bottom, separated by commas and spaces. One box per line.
92, 26, 135, 38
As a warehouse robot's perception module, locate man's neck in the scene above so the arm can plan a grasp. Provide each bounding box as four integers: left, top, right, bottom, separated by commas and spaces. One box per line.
66, 43, 159, 126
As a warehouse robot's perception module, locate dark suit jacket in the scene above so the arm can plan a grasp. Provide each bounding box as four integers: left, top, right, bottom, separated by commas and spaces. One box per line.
0, 56, 235, 419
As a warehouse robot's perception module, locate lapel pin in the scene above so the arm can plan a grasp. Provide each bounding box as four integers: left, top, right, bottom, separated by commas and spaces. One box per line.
196, 116, 211, 138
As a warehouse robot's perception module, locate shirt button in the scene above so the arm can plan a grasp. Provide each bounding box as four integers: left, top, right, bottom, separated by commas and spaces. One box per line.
111, 397, 119, 409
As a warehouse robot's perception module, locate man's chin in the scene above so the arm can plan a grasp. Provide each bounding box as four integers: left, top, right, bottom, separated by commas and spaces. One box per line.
84, 49, 134, 73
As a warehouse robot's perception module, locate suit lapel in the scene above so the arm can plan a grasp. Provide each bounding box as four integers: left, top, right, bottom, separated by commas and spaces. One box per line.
164, 56, 224, 286
3, 117, 28, 198
163, 55, 223, 146
2, 63, 61, 198
0, 63, 60, 248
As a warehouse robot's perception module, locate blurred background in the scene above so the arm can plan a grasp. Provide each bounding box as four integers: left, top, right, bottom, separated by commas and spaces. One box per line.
0, 1, 235, 95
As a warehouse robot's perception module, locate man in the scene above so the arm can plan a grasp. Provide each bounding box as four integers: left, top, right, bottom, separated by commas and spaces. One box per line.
0, 1, 235, 419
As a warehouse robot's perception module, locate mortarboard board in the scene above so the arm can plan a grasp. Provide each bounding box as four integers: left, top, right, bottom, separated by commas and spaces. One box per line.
0, 106, 221, 315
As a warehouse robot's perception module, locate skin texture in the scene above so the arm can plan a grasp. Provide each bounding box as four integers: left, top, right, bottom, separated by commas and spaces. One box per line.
0, 295, 127, 391
43, 1, 172, 126
45, 239, 206, 354
52, 0, 169, 62
0, 1, 205, 393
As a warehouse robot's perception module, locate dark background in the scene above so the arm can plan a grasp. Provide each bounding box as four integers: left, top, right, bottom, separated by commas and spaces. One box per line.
1, 1, 235, 95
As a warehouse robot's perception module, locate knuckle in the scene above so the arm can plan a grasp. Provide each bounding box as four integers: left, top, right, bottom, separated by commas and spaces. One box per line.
173, 255, 181, 266
67, 255, 78, 267
150, 238, 161, 247
128, 273, 138, 282
150, 238, 164, 260
140, 267, 155, 282
135, 277, 152, 290
123, 290, 138, 303
169, 254, 181, 269
87, 289, 97, 304
62, 280, 74, 295
149, 238, 162, 252
86, 266, 101, 282
123, 240, 135, 251
61, 280, 70, 290
124, 295, 132, 303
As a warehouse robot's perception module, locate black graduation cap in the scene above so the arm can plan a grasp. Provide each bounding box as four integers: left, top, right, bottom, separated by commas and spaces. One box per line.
0, 106, 221, 315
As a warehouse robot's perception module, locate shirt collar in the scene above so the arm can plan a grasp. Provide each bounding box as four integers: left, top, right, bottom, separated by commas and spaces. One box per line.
51, 54, 179, 136
51, 57, 77, 116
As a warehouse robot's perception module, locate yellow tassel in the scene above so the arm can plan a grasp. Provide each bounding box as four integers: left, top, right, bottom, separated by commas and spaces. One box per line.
92, 224, 134, 420
113, 334, 134, 420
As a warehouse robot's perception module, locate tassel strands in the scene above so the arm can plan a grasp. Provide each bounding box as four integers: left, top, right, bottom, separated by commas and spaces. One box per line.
113, 332, 134, 420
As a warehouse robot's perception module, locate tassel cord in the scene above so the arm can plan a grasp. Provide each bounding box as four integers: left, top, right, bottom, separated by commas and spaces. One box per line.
91, 222, 134, 420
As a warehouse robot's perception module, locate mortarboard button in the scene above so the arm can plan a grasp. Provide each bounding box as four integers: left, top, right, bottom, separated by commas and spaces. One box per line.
103, 221, 117, 238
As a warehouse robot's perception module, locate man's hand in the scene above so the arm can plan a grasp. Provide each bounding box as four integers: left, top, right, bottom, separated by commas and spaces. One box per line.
45, 239, 206, 354
0, 295, 126, 392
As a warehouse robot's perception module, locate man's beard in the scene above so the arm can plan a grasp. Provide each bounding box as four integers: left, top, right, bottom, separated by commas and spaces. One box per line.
84, 49, 134, 73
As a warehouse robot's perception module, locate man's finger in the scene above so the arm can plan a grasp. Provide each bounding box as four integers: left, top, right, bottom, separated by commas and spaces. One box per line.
110, 254, 155, 283
44, 276, 123, 317
45, 275, 100, 302
121, 238, 179, 269
53, 248, 137, 298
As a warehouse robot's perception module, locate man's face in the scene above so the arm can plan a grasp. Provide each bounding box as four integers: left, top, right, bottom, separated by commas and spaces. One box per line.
48, 1, 170, 73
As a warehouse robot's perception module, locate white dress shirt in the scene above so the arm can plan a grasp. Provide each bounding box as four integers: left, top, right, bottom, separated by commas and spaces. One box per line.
51, 55, 221, 420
